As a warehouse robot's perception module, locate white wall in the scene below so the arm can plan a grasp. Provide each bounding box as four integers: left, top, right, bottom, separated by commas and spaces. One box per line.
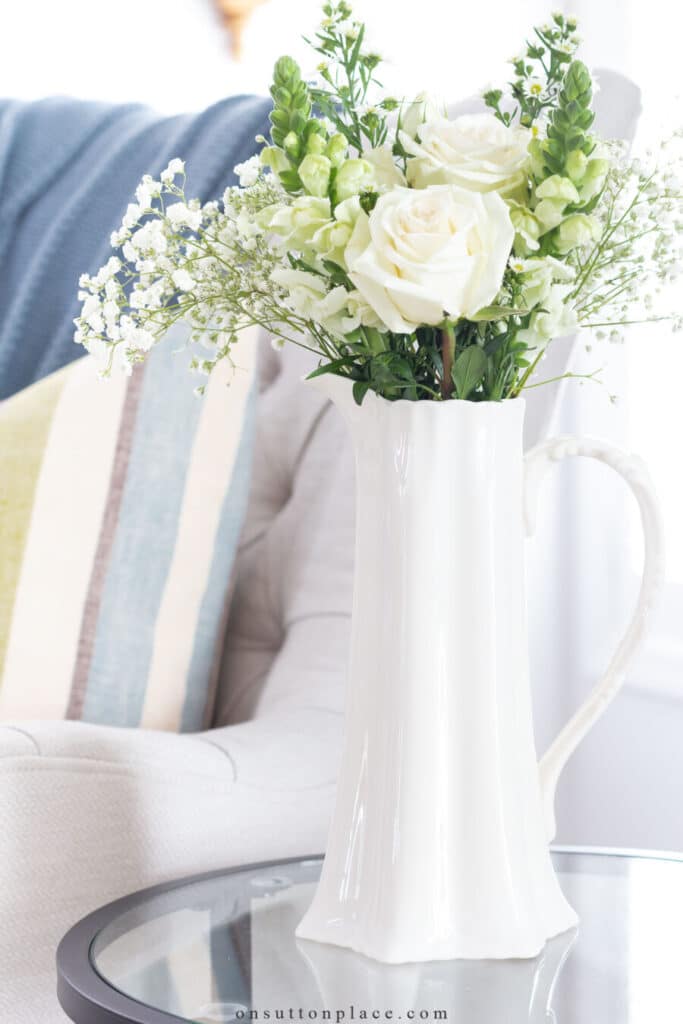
0, 0, 641, 113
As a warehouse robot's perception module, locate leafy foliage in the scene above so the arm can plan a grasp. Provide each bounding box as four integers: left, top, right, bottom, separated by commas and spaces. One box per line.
483, 13, 580, 129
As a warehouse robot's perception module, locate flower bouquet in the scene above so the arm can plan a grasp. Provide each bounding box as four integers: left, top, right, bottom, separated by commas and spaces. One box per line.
75, 4, 681, 405
75, 5, 674, 964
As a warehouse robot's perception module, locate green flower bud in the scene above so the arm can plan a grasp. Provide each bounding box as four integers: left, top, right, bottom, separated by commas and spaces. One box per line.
306, 133, 326, 156
579, 157, 609, 200
554, 213, 601, 253
527, 138, 546, 179
283, 131, 300, 157
271, 86, 291, 107
298, 154, 332, 198
273, 56, 301, 87
334, 158, 375, 202
534, 198, 568, 232
536, 174, 580, 203
310, 195, 361, 268
260, 146, 289, 174
326, 134, 348, 167
566, 149, 588, 183
563, 60, 593, 105
509, 203, 542, 253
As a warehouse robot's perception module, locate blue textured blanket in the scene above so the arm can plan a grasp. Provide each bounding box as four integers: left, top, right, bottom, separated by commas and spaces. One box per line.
0, 94, 271, 399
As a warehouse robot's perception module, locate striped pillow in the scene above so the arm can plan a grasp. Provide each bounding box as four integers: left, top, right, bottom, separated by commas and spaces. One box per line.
0, 326, 257, 731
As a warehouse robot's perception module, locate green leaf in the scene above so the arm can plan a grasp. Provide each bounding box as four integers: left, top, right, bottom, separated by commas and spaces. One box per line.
470, 305, 527, 322
278, 169, 303, 193
452, 345, 487, 400
353, 380, 371, 405
321, 259, 354, 289
306, 358, 356, 380
362, 327, 387, 354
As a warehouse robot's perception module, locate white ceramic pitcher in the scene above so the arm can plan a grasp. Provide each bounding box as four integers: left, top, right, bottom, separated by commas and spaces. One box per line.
296, 376, 663, 964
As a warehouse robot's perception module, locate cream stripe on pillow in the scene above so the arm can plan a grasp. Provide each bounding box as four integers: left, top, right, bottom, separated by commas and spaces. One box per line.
0, 363, 129, 719
140, 330, 258, 730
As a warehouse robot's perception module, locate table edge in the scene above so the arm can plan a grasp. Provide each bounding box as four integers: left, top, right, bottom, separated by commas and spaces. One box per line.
56, 845, 683, 1024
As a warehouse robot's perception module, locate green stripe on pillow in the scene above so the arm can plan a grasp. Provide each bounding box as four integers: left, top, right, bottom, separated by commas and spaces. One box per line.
0, 368, 67, 678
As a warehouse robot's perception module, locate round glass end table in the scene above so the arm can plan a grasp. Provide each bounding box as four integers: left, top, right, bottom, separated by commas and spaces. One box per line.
57, 847, 683, 1024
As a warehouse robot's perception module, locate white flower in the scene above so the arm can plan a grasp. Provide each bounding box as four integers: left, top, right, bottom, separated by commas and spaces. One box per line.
525, 77, 544, 98
234, 155, 261, 187
401, 112, 531, 198
516, 255, 575, 310
308, 196, 362, 268
102, 300, 119, 324
81, 294, 100, 320
136, 180, 155, 209
95, 256, 122, 285
122, 203, 141, 229
344, 184, 514, 333
518, 283, 578, 349
398, 92, 444, 140
363, 146, 406, 191
166, 202, 202, 231
120, 317, 155, 351
160, 158, 185, 184
344, 289, 386, 331
130, 220, 168, 254
271, 268, 353, 337
172, 268, 195, 291
260, 196, 331, 251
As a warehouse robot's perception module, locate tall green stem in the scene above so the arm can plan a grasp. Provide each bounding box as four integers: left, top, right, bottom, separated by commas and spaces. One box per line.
440, 326, 455, 400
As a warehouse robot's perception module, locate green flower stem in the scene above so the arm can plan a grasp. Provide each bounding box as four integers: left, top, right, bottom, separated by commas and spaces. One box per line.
571, 175, 656, 301
522, 368, 603, 389
584, 315, 676, 329
440, 325, 455, 399
509, 345, 546, 398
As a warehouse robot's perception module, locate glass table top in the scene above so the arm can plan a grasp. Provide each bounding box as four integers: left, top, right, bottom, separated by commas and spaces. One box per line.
88, 849, 683, 1024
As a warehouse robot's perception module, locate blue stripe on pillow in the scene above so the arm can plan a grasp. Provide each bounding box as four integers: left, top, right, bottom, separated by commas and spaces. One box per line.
81, 338, 203, 727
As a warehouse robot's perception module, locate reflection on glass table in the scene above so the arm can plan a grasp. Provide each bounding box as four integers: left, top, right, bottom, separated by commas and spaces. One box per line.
59, 849, 683, 1024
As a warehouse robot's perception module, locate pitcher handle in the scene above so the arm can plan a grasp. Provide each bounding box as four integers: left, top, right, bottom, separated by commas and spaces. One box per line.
524, 436, 665, 841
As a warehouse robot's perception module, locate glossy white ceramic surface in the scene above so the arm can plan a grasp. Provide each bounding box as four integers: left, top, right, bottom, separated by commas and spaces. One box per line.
296, 377, 663, 963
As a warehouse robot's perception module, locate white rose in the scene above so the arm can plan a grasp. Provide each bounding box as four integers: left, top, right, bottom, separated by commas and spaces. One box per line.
402, 112, 531, 198
344, 184, 513, 334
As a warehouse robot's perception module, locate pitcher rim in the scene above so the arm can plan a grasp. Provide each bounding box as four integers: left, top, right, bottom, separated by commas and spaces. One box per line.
304, 370, 526, 413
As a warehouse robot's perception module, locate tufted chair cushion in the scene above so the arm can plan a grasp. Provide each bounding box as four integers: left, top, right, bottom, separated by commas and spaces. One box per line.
214, 337, 354, 727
